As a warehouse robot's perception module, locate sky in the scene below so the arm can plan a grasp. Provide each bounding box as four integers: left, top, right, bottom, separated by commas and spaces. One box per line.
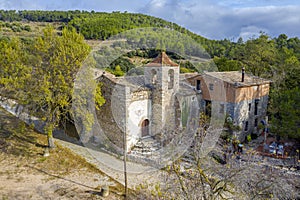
1, 0, 300, 41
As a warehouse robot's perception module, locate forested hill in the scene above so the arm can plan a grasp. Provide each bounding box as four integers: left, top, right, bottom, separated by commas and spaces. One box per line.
1, 10, 300, 59
0, 10, 231, 56
0, 10, 205, 40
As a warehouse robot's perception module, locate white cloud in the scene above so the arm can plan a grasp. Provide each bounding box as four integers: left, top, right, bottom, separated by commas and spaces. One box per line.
238, 26, 268, 40
142, 0, 300, 40
0, 0, 144, 12
0, 0, 299, 40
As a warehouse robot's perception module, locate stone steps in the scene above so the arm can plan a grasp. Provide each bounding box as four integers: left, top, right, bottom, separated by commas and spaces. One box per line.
130, 137, 160, 156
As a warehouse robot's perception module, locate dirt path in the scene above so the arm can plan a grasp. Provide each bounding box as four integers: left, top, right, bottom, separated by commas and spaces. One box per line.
0, 99, 163, 191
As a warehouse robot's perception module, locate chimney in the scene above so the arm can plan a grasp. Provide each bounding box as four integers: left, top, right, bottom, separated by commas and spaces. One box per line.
241, 67, 245, 82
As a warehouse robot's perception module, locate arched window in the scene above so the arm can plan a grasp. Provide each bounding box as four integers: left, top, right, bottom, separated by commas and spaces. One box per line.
151, 69, 157, 85
168, 69, 174, 89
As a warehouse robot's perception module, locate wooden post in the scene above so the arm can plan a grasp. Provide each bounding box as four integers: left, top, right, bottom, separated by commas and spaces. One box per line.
123, 129, 128, 199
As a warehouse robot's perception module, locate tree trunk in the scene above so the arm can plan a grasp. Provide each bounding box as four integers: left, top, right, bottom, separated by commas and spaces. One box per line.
48, 135, 55, 148
45, 121, 55, 148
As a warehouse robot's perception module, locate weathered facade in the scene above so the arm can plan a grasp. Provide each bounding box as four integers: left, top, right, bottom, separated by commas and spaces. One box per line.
187, 70, 271, 141
96, 52, 191, 152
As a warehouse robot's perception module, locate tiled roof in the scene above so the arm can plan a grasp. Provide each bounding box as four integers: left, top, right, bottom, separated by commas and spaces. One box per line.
123, 75, 146, 87
204, 71, 271, 86
146, 52, 179, 67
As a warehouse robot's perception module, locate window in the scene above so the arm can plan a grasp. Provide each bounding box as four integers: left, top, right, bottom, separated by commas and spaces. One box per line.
254, 118, 258, 127
168, 69, 174, 89
254, 99, 259, 115
248, 103, 251, 112
196, 80, 201, 90
244, 121, 249, 131
209, 83, 214, 90
151, 69, 157, 85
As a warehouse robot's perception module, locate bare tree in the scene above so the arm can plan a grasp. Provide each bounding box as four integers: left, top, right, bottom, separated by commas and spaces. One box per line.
132, 112, 300, 199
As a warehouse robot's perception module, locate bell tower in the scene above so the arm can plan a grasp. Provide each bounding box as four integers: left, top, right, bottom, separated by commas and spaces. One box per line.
144, 52, 180, 136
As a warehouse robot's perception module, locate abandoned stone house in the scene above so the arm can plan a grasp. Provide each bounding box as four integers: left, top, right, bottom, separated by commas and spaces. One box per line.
96, 52, 271, 152
186, 68, 271, 140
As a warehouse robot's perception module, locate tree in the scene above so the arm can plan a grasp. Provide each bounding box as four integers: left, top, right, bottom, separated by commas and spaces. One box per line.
268, 36, 300, 139
270, 87, 300, 139
213, 56, 241, 72
240, 34, 278, 77
26, 26, 91, 148
133, 111, 299, 199
112, 65, 125, 76
0, 37, 30, 100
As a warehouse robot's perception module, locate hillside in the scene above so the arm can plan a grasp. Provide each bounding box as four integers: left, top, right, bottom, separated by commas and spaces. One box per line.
0, 10, 223, 54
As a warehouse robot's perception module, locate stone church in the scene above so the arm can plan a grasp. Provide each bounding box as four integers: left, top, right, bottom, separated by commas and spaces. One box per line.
96, 52, 271, 152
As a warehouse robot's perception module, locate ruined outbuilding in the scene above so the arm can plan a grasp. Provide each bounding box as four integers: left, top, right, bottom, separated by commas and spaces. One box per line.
187, 68, 271, 140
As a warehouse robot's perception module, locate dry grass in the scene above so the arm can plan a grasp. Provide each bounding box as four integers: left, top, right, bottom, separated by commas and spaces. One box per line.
0, 21, 63, 38
0, 107, 124, 199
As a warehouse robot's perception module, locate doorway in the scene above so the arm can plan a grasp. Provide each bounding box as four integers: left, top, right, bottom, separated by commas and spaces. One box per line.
141, 119, 150, 137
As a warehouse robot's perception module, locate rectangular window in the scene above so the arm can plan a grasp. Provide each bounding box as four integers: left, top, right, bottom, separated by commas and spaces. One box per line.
248, 103, 251, 112
196, 80, 201, 90
254, 99, 259, 115
254, 118, 258, 127
245, 121, 249, 131
209, 83, 214, 91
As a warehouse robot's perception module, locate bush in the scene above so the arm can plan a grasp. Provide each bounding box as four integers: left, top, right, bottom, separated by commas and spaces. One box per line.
247, 134, 252, 143
180, 67, 192, 73
11, 25, 22, 32
23, 25, 31, 32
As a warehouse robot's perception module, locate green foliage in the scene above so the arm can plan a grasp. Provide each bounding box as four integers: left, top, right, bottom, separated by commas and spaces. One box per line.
0, 37, 30, 98
0, 10, 216, 56
242, 34, 278, 77
179, 61, 197, 72
0, 26, 105, 146
19, 26, 93, 147
0, 21, 32, 32
180, 67, 193, 73
113, 65, 125, 76
109, 57, 135, 73
247, 134, 252, 143
269, 87, 300, 139
214, 56, 241, 71
95, 82, 106, 110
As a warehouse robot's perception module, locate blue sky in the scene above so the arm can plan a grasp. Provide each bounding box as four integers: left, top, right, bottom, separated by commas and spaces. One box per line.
1, 0, 300, 41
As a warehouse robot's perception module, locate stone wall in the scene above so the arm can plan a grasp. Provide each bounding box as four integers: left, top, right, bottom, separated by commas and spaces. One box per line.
128, 91, 151, 150
232, 95, 269, 141
96, 75, 128, 153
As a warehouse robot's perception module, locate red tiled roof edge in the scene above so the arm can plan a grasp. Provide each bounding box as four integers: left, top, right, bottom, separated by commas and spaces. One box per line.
146, 52, 179, 67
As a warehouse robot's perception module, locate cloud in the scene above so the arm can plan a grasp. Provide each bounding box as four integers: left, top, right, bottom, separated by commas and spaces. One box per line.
0, 0, 144, 12
0, 0, 299, 40
142, 0, 300, 40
